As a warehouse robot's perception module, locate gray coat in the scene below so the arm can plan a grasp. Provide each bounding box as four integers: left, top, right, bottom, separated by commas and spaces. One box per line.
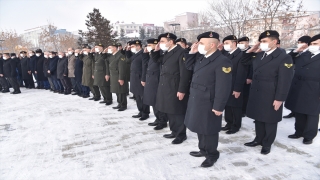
67, 54, 76, 78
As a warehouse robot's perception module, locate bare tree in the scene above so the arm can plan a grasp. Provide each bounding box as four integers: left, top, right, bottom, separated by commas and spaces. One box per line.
0, 29, 32, 53
39, 23, 60, 51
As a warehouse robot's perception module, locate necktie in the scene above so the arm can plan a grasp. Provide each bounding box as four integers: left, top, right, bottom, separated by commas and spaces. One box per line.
261, 53, 267, 60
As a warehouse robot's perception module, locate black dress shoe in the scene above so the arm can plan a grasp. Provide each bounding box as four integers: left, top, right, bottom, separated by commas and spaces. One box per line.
100, 100, 107, 103
132, 114, 142, 118
242, 113, 246, 117
113, 105, 120, 109
244, 141, 260, 147
154, 124, 167, 130
189, 151, 205, 157
129, 96, 135, 99
105, 101, 113, 105
118, 107, 127, 111
172, 136, 187, 144
226, 129, 238, 134
288, 134, 302, 139
148, 120, 159, 126
82, 95, 90, 98
94, 98, 101, 101
283, 112, 295, 118
221, 126, 230, 131
64, 92, 71, 95
303, 138, 313, 145
261, 147, 271, 155
139, 115, 149, 121
201, 158, 217, 168
72, 92, 78, 95
89, 97, 95, 100
163, 133, 175, 139
2, 90, 10, 93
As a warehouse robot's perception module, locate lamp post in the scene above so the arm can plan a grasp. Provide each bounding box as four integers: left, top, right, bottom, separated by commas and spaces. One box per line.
169, 23, 180, 34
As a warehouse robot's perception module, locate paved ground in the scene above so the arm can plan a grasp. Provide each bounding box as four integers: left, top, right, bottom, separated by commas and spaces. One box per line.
0, 88, 319, 180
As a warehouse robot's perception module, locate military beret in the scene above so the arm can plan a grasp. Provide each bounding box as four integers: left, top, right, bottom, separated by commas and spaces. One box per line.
20, 51, 27, 54
308, 34, 320, 45
35, 49, 42, 53
258, 30, 279, 42
238, 37, 249, 43
129, 40, 142, 46
158, 33, 177, 41
10, 53, 16, 56
297, 36, 311, 44
175, 38, 187, 44
223, 35, 237, 43
197, 31, 219, 41
96, 43, 104, 47
277, 40, 281, 45
147, 38, 158, 44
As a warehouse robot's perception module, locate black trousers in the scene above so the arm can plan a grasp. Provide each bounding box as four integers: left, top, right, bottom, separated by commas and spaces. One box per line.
23, 77, 35, 88
70, 78, 78, 92
167, 113, 186, 138
7, 77, 20, 92
99, 85, 112, 101
294, 113, 319, 140
116, 93, 127, 108
152, 106, 160, 120
135, 94, 150, 117
60, 77, 72, 93
0, 77, 8, 90
198, 133, 220, 160
224, 106, 243, 131
89, 85, 100, 98
157, 110, 169, 125
254, 121, 278, 147
242, 83, 251, 114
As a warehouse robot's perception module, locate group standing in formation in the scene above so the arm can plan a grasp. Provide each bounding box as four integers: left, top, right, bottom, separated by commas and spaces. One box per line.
1, 30, 319, 168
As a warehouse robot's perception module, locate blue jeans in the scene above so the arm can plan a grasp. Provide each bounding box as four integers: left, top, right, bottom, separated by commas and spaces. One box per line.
51, 75, 63, 91
43, 81, 50, 89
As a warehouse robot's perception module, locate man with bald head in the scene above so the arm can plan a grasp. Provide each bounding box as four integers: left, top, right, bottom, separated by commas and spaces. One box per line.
184, 32, 232, 167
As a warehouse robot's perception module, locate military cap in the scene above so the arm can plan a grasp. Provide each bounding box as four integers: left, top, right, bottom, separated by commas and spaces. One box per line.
297, 36, 311, 44
19, 51, 26, 54
223, 35, 237, 43
258, 30, 279, 42
175, 38, 187, 44
129, 40, 142, 46
82, 44, 91, 49
96, 43, 104, 47
109, 42, 119, 47
10, 53, 16, 57
147, 38, 158, 44
308, 34, 320, 45
197, 31, 219, 41
116, 42, 122, 47
35, 49, 43, 53
238, 37, 249, 43
158, 33, 177, 41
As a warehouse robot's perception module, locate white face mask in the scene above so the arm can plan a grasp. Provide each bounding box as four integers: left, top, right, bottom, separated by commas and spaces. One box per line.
11, 56, 15, 58
3, 57, 7, 60
29, 53, 33, 57
36, 53, 41, 57
95, 48, 100, 52
49, 55, 53, 58
44, 55, 48, 58
75, 53, 78, 56
83, 52, 88, 55
198, 44, 208, 55
20, 54, 24, 57
58, 55, 63, 58
68, 51, 73, 55
131, 48, 137, 53
237, 44, 246, 50
224, 44, 232, 51
147, 47, 153, 52
308, 45, 320, 54
107, 49, 112, 54
260, 43, 271, 52
160, 43, 169, 51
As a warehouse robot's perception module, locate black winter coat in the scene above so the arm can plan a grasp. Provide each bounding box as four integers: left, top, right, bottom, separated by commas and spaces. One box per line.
28, 55, 37, 72
48, 56, 59, 76
126, 50, 146, 96
35, 55, 47, 81
74, 56, 84, 82
57, 57, 68, 79
3, 59, 17, 78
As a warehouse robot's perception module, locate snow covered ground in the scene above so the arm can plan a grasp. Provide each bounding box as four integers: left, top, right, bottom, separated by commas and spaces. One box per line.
0, 88, 319, 180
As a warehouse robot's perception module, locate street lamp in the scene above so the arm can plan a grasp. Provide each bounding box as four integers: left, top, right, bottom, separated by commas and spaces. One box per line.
0, 40, 4, 53
169, 23, 180, 34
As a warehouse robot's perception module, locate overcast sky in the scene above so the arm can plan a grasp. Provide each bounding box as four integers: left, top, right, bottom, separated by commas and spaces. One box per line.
0, 0, 319, 34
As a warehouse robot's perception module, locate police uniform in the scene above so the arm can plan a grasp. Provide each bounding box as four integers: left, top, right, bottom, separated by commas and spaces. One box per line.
245, 30, 294, 154
126, 40, 150, 120
151, 33, 192, 144
184, 32, 232, 167
221, 35, 246, 134
285, 34, 320, 144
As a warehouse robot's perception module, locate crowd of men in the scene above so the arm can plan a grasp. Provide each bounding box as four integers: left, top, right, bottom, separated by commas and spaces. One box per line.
0, 30, 319, 168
